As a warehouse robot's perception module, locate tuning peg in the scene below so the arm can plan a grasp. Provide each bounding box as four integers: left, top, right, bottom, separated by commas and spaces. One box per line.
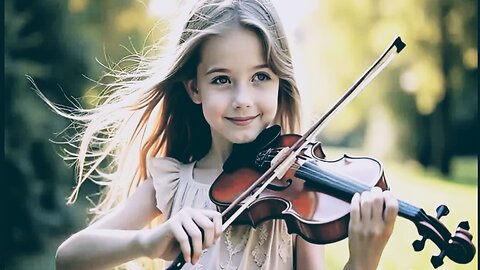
435, 204, 449, 219
431, 250, 446, 268
454, 221, 473, 243
457, 221, 470, 231
412, 237, 426, 251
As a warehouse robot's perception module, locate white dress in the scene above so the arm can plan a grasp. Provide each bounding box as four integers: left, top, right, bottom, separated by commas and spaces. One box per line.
148, 157, 294, 270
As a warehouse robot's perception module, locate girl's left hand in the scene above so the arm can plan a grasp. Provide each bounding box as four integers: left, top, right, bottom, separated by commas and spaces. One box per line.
345, 186, 398, 270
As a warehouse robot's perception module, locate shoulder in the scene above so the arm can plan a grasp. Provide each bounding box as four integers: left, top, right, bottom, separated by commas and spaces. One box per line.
147, 156, 181, 178
147, 157, 183, 198
147, 157, 185, 216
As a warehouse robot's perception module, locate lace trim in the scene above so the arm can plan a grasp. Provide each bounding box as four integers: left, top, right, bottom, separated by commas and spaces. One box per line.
251, 223, 269, 269
219, 226, 250, 269
278, 221, 292, 263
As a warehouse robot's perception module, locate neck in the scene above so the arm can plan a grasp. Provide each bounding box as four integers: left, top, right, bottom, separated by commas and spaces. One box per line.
196, 129, 232, 170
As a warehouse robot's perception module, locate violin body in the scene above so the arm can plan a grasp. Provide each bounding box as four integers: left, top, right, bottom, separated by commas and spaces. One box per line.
210, 134, 389, 244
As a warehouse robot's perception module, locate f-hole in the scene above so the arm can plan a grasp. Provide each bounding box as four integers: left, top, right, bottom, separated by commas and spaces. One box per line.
266, 179, 293, 191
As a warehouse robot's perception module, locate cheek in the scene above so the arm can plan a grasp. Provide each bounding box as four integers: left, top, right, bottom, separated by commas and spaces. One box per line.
201, 95, 226, 122
262, 88, 280, 116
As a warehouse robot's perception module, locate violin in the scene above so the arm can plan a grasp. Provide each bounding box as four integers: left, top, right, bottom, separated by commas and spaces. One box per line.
167, 37, 476, 269
211, 126, 476, 268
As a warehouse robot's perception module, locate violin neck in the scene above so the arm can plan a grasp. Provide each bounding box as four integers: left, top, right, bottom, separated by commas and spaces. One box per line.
295, 161, 425, 223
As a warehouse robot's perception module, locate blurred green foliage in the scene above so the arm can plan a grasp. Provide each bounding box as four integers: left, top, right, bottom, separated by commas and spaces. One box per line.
5, 0, 88, 264
5, 0, 477, 269
297, 0, 477, 174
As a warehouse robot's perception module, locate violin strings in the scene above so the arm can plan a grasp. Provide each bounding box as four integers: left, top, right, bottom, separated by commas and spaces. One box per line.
255, 147, 423, 220
263, 160, 422, 220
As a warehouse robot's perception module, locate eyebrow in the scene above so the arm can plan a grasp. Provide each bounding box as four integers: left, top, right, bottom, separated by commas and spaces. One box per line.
205, 64, 269, 76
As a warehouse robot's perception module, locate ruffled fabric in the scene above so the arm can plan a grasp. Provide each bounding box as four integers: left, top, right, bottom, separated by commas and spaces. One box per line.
147, 157, 181, 218
148, 157, 217, 218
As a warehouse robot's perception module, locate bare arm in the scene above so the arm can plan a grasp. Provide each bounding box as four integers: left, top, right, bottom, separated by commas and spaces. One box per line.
56, 178, 222, 270
295, 235, 325, 270
56, 179, 160, 270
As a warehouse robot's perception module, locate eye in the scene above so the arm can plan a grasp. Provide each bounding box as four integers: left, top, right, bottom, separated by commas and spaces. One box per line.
211, 76, 231, 85
252, 72, 271, 82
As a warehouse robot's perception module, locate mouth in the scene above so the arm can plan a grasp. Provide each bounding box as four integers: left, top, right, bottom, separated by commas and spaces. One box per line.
225, 114, 260, 126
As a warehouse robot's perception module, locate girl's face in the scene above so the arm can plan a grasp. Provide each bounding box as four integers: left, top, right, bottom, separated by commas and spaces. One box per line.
187, 26, 279, 145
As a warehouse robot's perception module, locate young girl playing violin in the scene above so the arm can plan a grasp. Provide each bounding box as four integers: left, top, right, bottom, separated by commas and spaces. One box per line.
52, 0, 398, 269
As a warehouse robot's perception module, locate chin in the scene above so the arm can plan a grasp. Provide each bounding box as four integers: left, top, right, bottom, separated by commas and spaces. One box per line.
230, 137, 254, 144
229, 133, 258, 144
229, 134, 256, 144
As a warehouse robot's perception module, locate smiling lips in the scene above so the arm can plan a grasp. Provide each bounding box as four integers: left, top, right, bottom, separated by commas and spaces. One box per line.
225, 115, 259, 126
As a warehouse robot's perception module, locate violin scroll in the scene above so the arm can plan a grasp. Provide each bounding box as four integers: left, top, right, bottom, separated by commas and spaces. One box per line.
412, 205, 450, 251
411, 204, 476, 268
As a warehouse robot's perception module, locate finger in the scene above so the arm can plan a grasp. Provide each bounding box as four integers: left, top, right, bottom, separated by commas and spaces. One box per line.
383, 190, 399, 225
182, 218, 203, 264
360, 191, 372, 223
201, 210, 223, 239
191, 211, 215, 248
350, 192, 361, 225
213, 212, 223, 239
201, 209, 221, 221
170, 224, 192, 264
370, 187, 384, 222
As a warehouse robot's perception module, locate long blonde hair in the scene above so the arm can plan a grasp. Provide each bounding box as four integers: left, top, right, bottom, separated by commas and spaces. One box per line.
37, 0, 302, 223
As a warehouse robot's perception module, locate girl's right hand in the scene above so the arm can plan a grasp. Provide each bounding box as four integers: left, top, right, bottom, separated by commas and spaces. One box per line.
138, 207, 222, 265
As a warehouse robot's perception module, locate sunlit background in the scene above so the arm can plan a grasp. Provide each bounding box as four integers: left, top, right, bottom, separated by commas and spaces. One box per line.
5, 0, 477, 269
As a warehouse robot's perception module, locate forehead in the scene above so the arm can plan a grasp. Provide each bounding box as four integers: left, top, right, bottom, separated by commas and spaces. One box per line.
198, 26, 267, 68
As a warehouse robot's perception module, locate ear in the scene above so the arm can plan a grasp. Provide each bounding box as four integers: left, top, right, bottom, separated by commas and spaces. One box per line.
184, 79, 201, 104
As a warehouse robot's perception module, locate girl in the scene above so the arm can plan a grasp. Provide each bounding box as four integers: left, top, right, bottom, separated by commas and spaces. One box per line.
51, 0, 398, 269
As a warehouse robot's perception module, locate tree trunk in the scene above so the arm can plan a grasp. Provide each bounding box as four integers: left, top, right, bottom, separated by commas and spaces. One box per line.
434, 0, 454, 174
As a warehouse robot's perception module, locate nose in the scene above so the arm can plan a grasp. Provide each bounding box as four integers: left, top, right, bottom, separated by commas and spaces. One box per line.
232, 84, 253, 109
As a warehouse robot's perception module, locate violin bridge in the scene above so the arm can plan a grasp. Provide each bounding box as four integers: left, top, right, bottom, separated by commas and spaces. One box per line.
270, 147, 290, 167
273, 150, 296, 179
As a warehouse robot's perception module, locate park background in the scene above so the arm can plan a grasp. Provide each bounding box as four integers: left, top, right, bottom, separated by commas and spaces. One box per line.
5, 0, 478, 269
